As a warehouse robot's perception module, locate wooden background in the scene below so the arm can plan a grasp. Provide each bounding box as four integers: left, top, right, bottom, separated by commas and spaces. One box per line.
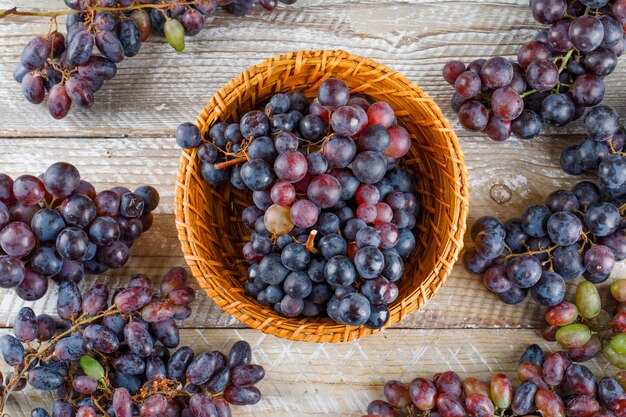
0, 1, 624, 415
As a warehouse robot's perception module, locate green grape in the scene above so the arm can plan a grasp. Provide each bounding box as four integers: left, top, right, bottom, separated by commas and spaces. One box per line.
575, 281, 601, 319
80, 355, 105, 381
611, 280, 626, 303
603, 344, 626, 370
610, 334, 626, 355
264, 204, 294, 235
555, 323, 591, 348
164, 18, 185, 52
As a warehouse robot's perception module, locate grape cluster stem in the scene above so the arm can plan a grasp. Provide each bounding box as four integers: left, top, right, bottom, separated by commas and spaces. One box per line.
0, 1, 199, 19
0, 305, 122, 414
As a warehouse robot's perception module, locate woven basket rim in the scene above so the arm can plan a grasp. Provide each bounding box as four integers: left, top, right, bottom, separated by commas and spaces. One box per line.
175, 49, 469, 343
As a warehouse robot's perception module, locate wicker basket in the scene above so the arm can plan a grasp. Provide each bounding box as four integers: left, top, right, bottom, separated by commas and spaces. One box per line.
175, 50, 469, 343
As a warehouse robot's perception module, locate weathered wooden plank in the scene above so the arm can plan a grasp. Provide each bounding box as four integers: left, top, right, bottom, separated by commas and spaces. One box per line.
0, 0, 623, 136
1, 328, 621, 417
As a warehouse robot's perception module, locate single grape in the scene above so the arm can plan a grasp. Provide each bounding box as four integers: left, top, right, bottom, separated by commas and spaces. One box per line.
458, 101, 489, 132
526, 59, 559, 92
481, 57, 513, 89
318, 78, 349, 109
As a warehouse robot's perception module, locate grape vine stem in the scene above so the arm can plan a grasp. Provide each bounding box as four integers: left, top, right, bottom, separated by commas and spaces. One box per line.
214, 156, 248, 170
0, 1, 198, 19
0, 305, 122, 414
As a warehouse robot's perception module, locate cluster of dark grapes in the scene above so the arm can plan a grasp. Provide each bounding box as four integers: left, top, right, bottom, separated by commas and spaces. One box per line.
463, 104, 626, 307
537, 279, 626, 370
14, 0, 298, 119
0, 162, 159, 301
561, 104, 626, 199
463, 187, 624, 305
0, 268, 263, 417
362, 344, 626, 417
176, 78, 420, 329
442, 0, 626, 141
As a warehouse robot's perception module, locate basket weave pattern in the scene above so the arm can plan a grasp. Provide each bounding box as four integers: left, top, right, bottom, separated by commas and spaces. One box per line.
175, 50, 469, 343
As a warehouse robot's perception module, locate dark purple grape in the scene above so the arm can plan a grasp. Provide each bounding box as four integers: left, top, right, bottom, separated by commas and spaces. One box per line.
0, 334, 24, 365
512, 110, 543, 140
518, 40, 552, 69
541, 94, 575, 127
28, 367, 64, 391
458, 101, 488, 132
530, 271, 566, 306
124, 321, 153, 357
0, 255, 25, 288
224, 385, 262, 405
149, 319, 179, 349
585, 48, 618, 77
526, 59, 559, 92
167, 346, 194, 379
186, 351, 223, 385
36, 314, 56, 341
547, 19, 574, 51
552, 244, 585, 280
14, 307, 38, 342
57, 281, 82, 321
322, 135, 357, 168
112, 352, 145, 375
511, 380, 538, 415
231, 364, 265, 387
573, 74, 605, 107
586, 203, 620, 236
84, 324, 119, 354
15, 269, 48, 301
546, 211, 582, 246
22, 73, 45, 104
491, 87, 524, 121
532, 0, 567, 24
55, 227, 89, 261
569, 16, 604, 52
454, 71, 482, 98
565, 363, 597, 397
584, 105, 620, 142
54, 335, 88, 361
480, 57, 513, 89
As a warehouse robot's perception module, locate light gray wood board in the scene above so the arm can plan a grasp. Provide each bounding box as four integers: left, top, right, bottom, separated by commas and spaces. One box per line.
1, 328, 622, 417
0, 0, 623, 137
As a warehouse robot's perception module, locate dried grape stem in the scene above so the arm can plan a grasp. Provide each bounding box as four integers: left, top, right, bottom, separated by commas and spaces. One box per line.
0, 305, 122, 414
0, 1, 198, 19
214, 156, 248, 170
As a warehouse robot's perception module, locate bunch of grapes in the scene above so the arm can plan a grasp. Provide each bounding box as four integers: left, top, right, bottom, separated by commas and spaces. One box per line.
463, 188, 624, 306
362, 344, 626, 417
0, 162, 159, 301
560, 104, 626, 200
176, 78, 420, 329
538, 279, 626, 370
0, 268, 263, 417
442, 0, 626, 141
14, 0, 298, 120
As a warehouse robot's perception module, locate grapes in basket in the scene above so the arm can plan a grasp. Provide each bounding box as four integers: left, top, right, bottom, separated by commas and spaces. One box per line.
176, 78, 421, 329
0, 267, 265, 416
362, 343, 626, 417
14, 0, 299, 119
0, 162, 159, 301
442, 0, 626, 141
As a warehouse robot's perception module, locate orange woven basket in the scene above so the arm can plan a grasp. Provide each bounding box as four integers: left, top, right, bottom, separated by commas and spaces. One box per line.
175, 50, 469, 343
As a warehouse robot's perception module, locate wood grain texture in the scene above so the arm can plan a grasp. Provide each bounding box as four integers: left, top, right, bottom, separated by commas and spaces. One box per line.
1, 328, 620, 417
